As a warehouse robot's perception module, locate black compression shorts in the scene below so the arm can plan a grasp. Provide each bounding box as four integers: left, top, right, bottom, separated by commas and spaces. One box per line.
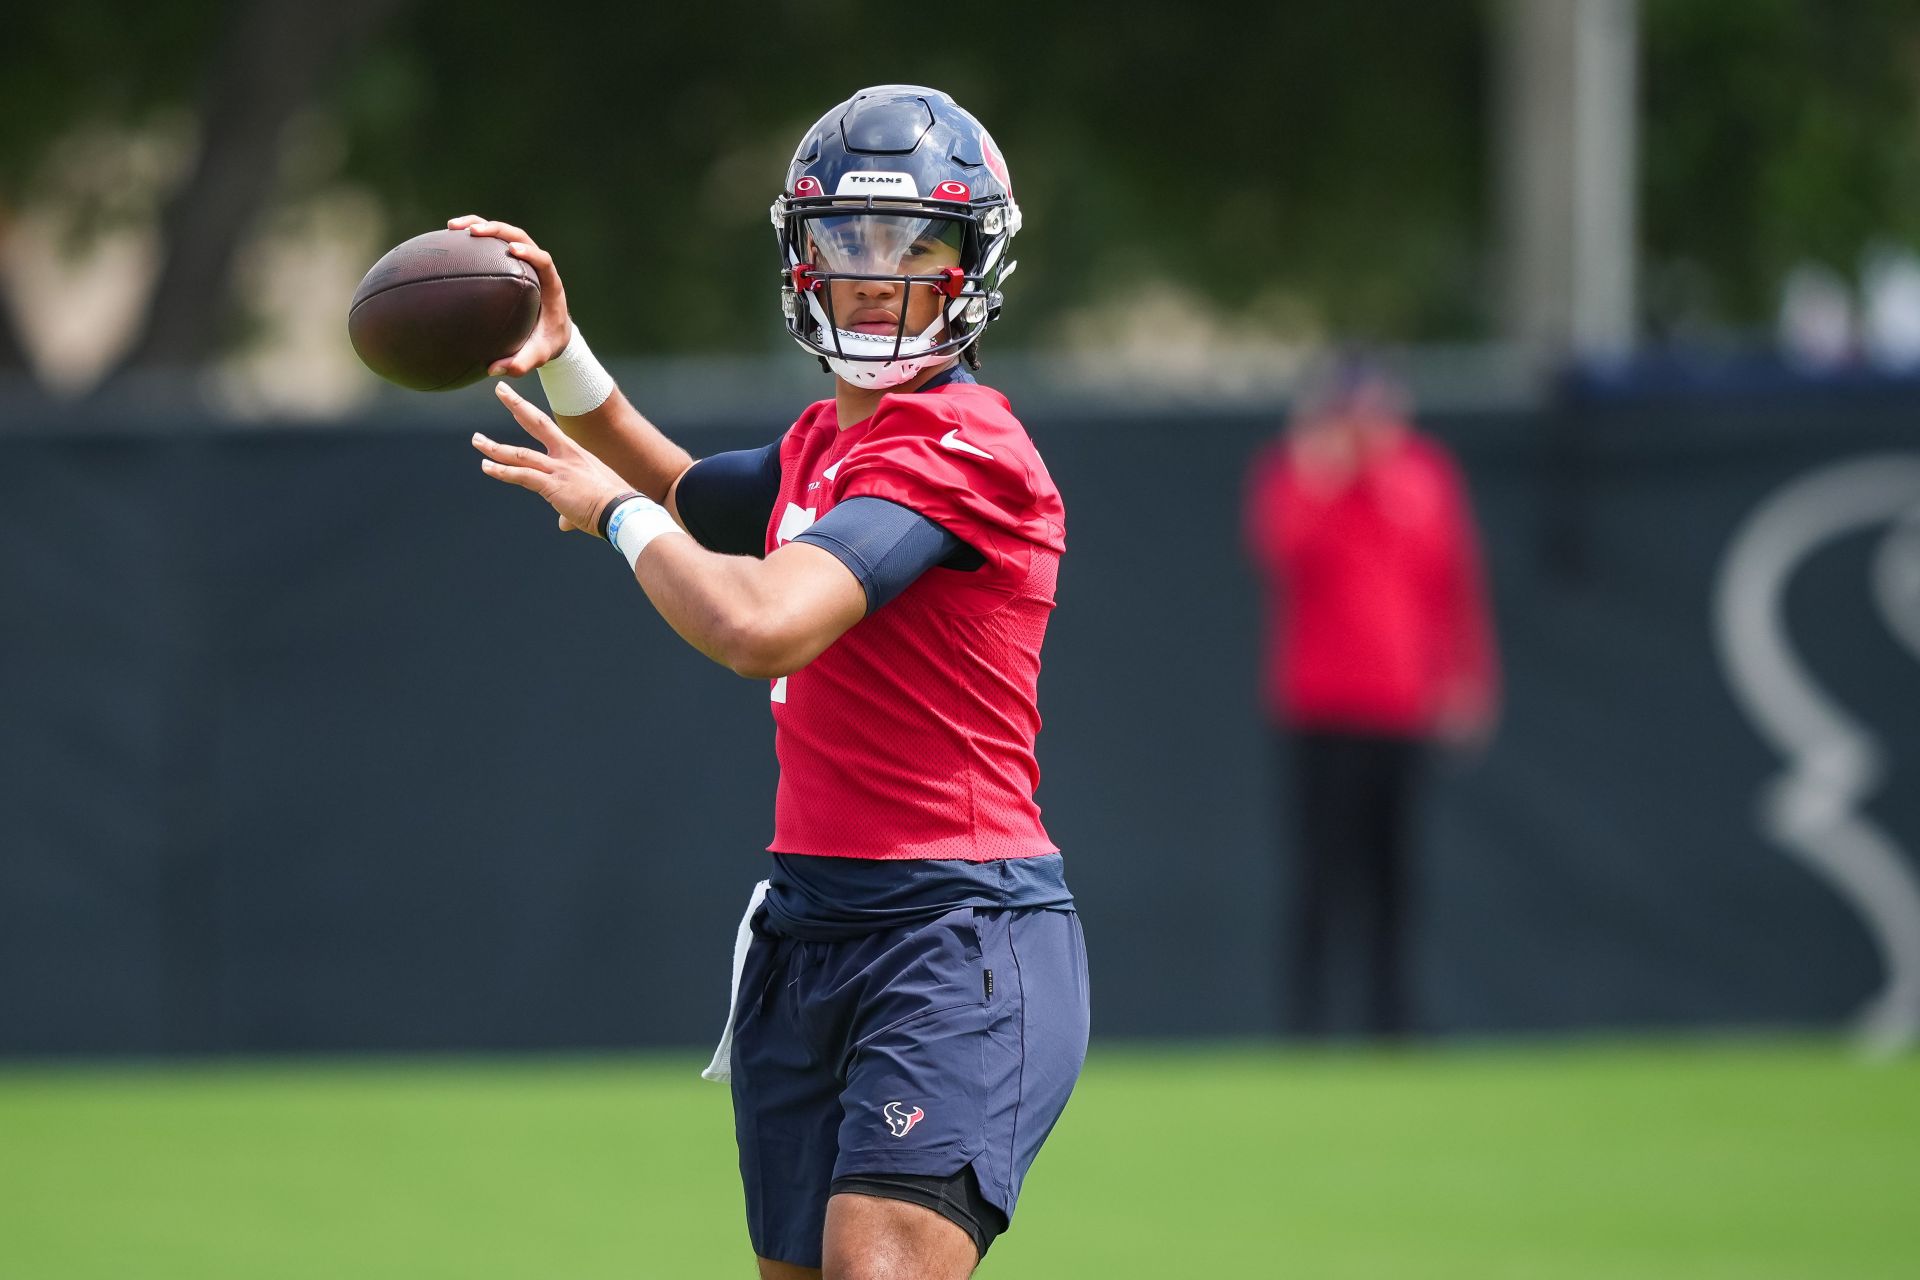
830, 1166, 1009, 1259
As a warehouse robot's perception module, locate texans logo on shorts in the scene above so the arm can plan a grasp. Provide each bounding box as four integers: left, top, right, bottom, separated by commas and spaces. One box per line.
883, 1101, 925, 1138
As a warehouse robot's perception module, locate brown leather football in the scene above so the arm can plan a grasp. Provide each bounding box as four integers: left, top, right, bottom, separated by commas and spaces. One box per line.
348, 230, 540, 391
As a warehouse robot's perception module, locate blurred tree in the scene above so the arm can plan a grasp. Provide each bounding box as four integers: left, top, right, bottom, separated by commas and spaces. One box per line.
0, 4, 224, 374
112, 0, 408, 379
326, 0, 1490, 356
1642, 0, 1920, 334
0, 1, 403, 387
1, 0, 1492, 384
14, 0, 1920, 385
0, 309, 29, 375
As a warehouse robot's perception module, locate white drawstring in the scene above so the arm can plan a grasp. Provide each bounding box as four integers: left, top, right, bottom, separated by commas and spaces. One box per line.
701, 879, 771, 1082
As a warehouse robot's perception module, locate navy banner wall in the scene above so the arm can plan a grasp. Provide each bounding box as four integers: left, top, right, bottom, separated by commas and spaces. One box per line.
3, 386, 1918, 1053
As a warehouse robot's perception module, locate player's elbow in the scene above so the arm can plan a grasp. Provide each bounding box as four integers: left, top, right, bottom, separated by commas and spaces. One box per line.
725, 646, 808, 681
717, 613, 813, 680
726, 648, 794, 681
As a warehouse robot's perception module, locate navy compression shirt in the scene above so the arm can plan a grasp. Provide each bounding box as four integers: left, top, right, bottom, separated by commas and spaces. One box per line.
673, 367, 983, 609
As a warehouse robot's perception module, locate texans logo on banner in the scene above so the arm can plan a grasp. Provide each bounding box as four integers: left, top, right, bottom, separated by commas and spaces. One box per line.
883, 1101, 924, 1138
1715, 453, 1920, 1053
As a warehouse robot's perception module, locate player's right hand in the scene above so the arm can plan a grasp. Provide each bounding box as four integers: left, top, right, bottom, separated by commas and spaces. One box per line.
447, 214, 573, 378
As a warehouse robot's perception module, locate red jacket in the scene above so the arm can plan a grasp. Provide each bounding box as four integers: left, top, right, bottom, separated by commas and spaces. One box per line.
1244, 429, 1497, 737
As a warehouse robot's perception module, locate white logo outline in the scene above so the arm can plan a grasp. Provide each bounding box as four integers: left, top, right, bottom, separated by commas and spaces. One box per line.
882, 1101, 925, 1137
1714, 453, 1920, 1056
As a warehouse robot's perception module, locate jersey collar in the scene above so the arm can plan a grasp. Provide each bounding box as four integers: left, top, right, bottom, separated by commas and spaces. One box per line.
914, 363, 977, 393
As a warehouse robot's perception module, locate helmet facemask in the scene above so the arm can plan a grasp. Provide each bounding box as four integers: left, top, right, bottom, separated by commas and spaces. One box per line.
773, 196, 1018, 389
774, 86, 1020, 387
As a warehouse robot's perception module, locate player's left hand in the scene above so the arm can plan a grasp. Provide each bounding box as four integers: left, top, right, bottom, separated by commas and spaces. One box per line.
473, 381, 629, 535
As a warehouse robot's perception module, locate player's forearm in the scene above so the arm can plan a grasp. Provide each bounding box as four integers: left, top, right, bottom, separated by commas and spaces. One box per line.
632, 538, 855, 679
555, 388, 694, 504
477, 393, 857, 675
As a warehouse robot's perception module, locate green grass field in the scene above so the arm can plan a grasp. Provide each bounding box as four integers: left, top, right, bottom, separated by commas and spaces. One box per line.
2, 1040, 1912, 1278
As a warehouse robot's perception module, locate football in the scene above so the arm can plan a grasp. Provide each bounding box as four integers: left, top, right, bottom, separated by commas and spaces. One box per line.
348, 230, 540, 391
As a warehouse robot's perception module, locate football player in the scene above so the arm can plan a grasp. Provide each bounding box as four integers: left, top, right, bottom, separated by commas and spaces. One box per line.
463, 85, 1088, 1280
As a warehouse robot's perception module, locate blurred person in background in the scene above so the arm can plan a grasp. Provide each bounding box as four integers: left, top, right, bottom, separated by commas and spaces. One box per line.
1244, 356, 1498, 1039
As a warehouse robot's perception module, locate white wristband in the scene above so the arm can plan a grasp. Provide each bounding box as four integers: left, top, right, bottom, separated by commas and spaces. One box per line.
537, 323, 616, 417
606, 495, 683, 570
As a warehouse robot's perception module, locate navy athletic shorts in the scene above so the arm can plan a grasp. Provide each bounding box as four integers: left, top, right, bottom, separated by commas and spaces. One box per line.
729, 904, 1089, 1268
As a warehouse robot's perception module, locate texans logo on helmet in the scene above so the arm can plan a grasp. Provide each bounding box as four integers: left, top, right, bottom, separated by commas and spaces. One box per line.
793, 176, 824, 197
981, 131, 1010, 189
934, 180, 971, 200
882, 1101, 925, 1138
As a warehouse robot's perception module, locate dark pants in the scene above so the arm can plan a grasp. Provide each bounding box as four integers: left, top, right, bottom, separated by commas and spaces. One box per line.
1284, 729, 1423, 1038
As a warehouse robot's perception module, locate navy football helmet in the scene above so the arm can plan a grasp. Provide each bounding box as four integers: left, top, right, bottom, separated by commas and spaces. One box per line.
772, 85, 1021, 388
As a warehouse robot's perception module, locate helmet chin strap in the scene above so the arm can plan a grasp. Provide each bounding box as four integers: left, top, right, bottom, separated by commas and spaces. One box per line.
828, 351, 942, 390
806, 292, 951, 389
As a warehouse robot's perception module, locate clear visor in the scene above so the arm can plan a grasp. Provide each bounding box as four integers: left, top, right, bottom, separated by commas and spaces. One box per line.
805, 213, 966, 276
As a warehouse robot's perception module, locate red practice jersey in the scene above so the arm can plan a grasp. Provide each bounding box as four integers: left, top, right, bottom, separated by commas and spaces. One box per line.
764, 383, 1065, 861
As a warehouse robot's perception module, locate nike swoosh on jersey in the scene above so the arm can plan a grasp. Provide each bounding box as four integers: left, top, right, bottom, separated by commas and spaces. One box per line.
939, 429, 994, 460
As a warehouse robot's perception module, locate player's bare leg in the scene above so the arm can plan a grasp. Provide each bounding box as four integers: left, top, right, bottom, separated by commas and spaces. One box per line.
821, 1193, 979, 1280
752, 1194, 977, 1280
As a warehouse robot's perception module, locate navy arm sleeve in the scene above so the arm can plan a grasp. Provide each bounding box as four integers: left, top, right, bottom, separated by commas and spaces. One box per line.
793, 496, 984, 614
673, 439, 783, 556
